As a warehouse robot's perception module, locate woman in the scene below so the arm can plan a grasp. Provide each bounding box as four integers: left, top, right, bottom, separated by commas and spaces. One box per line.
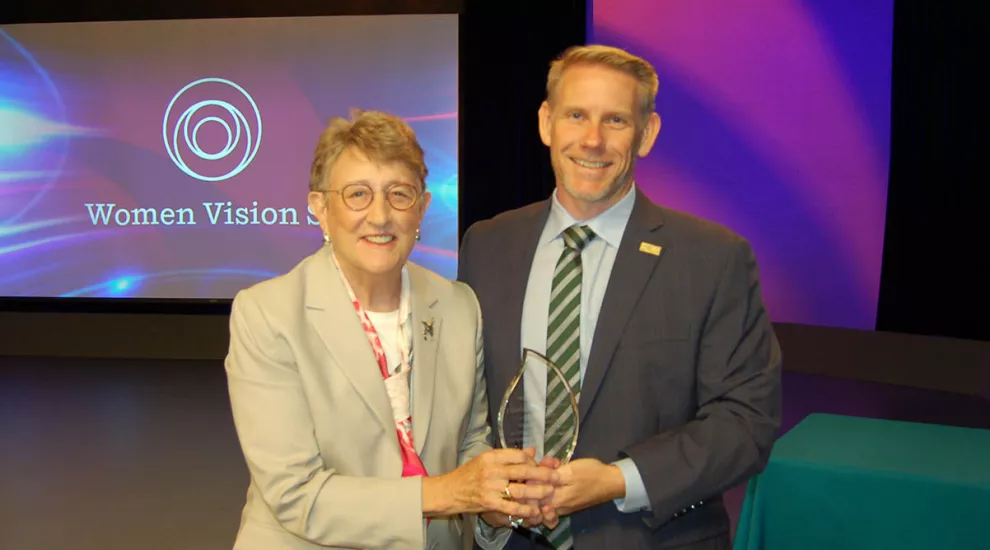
224, 109, 556, 550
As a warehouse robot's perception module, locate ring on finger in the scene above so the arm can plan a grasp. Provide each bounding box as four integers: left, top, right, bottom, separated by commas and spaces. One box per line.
501, 483, 512, 500
507, 515, 524, 529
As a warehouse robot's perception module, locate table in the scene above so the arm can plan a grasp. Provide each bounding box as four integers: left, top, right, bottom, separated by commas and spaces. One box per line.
734, 413, 990, 550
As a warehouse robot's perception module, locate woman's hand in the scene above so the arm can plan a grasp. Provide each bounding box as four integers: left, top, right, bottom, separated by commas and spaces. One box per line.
422, 448, 559, 519
478, 454, 561, 529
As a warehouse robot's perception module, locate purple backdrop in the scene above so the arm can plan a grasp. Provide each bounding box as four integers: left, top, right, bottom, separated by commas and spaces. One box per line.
591, 0, 893, 330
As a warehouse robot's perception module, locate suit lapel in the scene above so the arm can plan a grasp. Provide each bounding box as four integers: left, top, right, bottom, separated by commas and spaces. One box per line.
409, 264, 440, 454
304, 247, 395, 437
498, 203, 551, 396
579, 189, 666, 423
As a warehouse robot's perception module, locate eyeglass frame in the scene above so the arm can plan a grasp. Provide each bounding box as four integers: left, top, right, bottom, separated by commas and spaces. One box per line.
322, 182, 424, 212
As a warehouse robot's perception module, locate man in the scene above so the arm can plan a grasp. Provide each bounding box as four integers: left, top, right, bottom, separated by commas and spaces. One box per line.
458, 44, 782, 549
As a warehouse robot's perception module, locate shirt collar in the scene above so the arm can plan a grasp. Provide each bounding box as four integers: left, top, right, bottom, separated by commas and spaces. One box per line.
542, 183, 637, 249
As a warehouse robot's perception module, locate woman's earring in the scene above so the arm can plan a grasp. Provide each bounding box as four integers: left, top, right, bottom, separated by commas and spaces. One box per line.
323, 233, 330, 245
415, 228, 421, 242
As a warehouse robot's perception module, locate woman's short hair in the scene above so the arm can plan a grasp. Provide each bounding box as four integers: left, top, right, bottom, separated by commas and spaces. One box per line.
309, 108, 428, 192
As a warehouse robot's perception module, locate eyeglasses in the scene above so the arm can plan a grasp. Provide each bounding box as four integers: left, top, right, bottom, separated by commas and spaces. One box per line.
325, 183, 421, 211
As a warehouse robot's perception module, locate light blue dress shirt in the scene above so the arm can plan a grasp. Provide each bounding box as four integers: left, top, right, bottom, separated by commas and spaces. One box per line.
519, 185, 651, 514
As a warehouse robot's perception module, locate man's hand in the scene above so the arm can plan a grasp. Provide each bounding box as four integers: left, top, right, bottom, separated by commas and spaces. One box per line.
550, 458, 625, 517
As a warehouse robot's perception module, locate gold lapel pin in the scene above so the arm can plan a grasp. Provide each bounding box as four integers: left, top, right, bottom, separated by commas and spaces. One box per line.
639, 242, 663, 256
422, 319, 434, 341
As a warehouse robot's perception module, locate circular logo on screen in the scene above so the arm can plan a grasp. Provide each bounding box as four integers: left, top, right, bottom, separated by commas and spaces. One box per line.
162, 78, 262, 182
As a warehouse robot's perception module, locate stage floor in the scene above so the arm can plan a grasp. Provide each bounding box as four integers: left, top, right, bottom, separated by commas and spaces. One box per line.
1, 356, 987, 550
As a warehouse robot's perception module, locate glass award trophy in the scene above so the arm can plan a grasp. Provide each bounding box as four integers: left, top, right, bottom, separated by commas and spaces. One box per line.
496, 348, 580, 464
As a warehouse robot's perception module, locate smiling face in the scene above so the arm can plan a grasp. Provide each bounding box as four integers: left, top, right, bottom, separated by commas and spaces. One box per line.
539, 62, 661, 219
308, 146, 430, 281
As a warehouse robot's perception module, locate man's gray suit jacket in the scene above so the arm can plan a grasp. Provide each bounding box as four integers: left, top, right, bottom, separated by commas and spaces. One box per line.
457, 188, 782, 549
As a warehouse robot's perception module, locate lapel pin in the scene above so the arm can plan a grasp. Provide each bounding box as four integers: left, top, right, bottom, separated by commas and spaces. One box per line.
639, 242, 663, 256
422, 319, 434, 341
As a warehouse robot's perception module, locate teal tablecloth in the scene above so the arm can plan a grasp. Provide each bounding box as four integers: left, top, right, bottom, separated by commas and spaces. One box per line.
734, 413, 990, 550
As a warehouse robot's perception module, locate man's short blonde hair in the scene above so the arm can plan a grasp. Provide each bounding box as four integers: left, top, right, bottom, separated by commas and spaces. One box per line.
546, 44, 659, 119
308, 108, 428, 192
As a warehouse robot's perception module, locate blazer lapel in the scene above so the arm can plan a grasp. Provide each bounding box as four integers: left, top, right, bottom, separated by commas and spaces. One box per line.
304, 247, 395, 437
409, 264, 440, 454
579, 189, 666, 423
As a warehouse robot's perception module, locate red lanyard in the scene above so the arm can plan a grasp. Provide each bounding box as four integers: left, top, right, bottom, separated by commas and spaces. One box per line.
330, 251, 429, 483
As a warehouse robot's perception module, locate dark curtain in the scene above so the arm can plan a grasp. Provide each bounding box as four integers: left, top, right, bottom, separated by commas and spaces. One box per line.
876, 1, 988, 341
458, 0, 587, 236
